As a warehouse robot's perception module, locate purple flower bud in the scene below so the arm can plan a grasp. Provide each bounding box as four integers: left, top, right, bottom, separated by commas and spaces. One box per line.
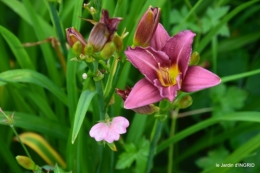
133, 6, 160, 47
66, 27, 87, 51
88, 9, 122, 52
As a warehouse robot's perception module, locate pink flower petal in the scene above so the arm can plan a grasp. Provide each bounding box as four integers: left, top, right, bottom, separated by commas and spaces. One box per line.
153, 74, 181, 101
181, 66, 221, 92
150, 23, 170, 50
104, 131, 120, 143
110, 116, 129, 134
125, 47, 170, 84
89, 122, 109, 141
162, 30, 195, 76
124, 78, 163, 109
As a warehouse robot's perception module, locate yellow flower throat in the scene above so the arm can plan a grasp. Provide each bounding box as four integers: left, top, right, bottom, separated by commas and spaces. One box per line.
157, 63, 179, 87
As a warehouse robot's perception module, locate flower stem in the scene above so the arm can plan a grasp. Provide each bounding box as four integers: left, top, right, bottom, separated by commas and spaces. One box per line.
167, 109, 179, 173
178, 107, 213, 118
104, 56, 119, 101
0, 109, 32, 159
11, 126, 32, 159
145, 119, 163, 173
95, 80, 106, 120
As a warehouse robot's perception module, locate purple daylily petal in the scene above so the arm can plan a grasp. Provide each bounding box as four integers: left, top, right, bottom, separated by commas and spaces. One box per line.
153, 74, 181, 101
150, 23, 170, 50
125, 47, 170, 83
162, 30, 195, 76
181, 66, 221, 92
124, 78, 163, 109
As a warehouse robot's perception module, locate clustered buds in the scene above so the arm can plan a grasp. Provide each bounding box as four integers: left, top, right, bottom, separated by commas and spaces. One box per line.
66, 9, 124, 61
133, 6, 160, 47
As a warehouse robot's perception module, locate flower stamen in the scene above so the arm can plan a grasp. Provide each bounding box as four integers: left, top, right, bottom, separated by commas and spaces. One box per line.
157, 63, 179, 87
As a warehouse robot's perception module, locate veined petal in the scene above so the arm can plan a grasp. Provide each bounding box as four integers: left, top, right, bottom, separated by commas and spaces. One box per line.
150, 23, 170, 50
89, 123, 109, 141
162, 30, 195, 76
110, 116, 129, 134
181, 66, 221, 92
124, 78, 163, 109
125, 47, 170, 83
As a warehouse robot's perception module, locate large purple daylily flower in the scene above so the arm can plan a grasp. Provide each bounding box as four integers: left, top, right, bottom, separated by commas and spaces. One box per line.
124, 23, 221, 109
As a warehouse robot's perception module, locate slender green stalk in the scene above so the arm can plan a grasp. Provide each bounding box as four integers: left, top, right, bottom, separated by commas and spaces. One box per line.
167, 109, 179, 173
11, 126, 32, 159
221, 68, 260, 83
145, 120, 163, 173
212, 36, 217, 73
178, 107, 213, 118
96, 145, 104, 173
95, 80, 106, 120
174, 0, 203, 34
0, 109, 32, 159
104, 56, 119, 100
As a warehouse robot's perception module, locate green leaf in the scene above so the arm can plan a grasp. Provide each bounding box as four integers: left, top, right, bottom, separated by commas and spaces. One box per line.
116, 138, 150, 172
17, 132, 66, 168
71, 90, 97, 143
0, 138, 23, 173
157, 112, 260, 154
0, 112, 69, 140
54, 164, 66, 173
197, 0, 259, 52
0, 69, 68, 106
204, 133, 260, 173
135, 138, 150, 173
23, 0, 61, 86
1, 0, 52, 35
116, 143, 137, 169
126, 113, 147, 144
196, 147, 229, 170
210, 84, 247, 111
0, 25, 34, 70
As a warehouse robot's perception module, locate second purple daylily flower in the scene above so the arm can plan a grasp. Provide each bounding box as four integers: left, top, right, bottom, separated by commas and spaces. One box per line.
124, 23, 221, 109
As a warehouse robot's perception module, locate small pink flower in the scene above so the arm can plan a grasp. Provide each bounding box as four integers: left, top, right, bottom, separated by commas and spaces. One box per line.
89, 116, 129, 143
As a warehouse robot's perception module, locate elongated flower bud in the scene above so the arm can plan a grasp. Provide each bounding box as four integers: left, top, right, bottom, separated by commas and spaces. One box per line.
133, 6, 160, 47
88, 23, 110, 52
66, 27, 87, 49
88, 9, 122, 52
100, 42, 116, 60
16, 156, 39, 171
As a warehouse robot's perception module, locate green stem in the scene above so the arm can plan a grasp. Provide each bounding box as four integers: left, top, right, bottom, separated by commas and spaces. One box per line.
104, 56, 119, 100
167, 109, 179, 173
221, 68, 260, 83
145, 120, 163, 173
95, 80, 106, 120
11, 126, 32, 159
96, 145, 104, 173
174, 0, 203, 34
178, 107, 213, 118
212, 36, 217, 73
